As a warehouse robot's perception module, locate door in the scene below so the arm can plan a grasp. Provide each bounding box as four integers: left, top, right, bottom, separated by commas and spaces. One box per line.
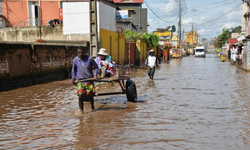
29, 1, 39, 26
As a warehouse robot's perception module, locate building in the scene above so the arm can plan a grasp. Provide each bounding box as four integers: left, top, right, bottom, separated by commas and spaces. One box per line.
242, 0, 250, 70
113, 0, 148, 32
63, 0, 126, 62
185, 31, 197, 45
1, 0, 63, 27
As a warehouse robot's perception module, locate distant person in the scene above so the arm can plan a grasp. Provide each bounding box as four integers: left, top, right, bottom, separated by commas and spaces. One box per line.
228, 46, 231, 60
71, 46, 99, 113
145, 49, 158, 80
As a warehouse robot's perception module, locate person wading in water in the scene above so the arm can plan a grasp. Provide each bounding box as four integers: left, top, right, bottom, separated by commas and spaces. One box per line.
70, 46, 99, 113
145, 49, 158, 80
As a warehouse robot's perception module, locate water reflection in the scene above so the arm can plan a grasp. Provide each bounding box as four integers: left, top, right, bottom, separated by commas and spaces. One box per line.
1, 54, 250, 149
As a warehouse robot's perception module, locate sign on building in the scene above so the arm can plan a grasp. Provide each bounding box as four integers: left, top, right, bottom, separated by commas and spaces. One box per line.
116, 10, 129, 19
153, 31, 172, 37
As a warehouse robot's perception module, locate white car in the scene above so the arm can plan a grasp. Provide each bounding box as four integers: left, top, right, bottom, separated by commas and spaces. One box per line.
195, 46, 205, 57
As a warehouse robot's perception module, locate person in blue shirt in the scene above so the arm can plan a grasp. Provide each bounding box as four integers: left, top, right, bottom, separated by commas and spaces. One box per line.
71, 46, 98, 113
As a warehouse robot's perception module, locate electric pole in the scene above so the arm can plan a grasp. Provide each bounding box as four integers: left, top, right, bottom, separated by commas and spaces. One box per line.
89, 0, 98, 57
176, 0, 184, 57
189, 22, 196, 47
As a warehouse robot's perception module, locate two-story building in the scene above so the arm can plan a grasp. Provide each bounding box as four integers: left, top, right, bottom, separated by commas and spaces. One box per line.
1, 0, 62, 27
113, 0, 148, 32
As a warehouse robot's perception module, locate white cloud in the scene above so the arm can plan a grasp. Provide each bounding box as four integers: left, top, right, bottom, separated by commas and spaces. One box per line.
143, 0, 243, 39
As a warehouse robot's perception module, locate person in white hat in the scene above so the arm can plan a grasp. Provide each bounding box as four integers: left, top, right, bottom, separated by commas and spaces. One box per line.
145, 49, 158, 80
95, 48, 115, 78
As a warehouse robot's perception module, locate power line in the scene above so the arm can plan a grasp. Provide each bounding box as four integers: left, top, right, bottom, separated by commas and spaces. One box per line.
188, 0, 236, 9
187, 0, 238, 16
144, 0, 179, 23
197, 3, 242, 26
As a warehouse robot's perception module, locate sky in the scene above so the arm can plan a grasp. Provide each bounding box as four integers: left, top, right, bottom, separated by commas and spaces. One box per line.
142, 0, 243, 39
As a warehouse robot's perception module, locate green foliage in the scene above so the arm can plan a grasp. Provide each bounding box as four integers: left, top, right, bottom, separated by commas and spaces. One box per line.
187, 44, 195, 49
215, 26, 242, 48
125, 29, 159, 48
231, 26, 241, 33
125, 29, 136, 42
215, 29, 230, 48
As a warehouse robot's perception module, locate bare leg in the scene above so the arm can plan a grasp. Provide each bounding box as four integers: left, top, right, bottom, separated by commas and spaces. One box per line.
78, 94, 84, 113
88, 92, 95, 111
115, 66, 119, 77
100, 67, 106, 78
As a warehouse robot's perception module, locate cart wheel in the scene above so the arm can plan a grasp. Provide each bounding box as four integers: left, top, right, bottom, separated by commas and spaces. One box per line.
126, 79, 137, 102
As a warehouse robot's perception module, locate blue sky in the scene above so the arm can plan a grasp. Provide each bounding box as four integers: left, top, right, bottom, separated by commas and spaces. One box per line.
142, 0, 243, 39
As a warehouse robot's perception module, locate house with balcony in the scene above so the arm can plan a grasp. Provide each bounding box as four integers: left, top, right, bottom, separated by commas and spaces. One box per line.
113, 0, 148, 32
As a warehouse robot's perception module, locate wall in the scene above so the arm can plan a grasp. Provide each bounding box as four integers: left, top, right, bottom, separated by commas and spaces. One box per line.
99, 28, 126, 65
0, 41, 88, 92
63, 2, 90, 35
41, 1, 60, 24
136, 40, 147, 65
1, 0, 60, 27
2, 1, 27, 26
141, 8, 147, 32
117, 4, 141, 31
98, 2, 116, 32
0, 25, 89, 42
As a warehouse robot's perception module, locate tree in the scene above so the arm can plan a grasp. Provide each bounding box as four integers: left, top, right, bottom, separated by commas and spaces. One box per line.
214, 26, 242, 48
125, 29, 159, 48
215, 29, 230, 48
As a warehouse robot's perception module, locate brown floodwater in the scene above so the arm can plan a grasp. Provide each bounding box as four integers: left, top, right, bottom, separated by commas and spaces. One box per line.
1, 54, 250, 149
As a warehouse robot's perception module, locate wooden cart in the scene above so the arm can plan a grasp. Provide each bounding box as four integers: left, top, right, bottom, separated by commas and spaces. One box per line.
77, 65, 137, 102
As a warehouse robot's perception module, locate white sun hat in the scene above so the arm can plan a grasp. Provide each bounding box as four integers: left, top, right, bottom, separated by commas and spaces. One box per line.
98, 48, 108, 56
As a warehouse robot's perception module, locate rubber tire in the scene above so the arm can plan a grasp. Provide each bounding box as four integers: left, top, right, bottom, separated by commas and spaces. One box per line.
126, 79, 137, 102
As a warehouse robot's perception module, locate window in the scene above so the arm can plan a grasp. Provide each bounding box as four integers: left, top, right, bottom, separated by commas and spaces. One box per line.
128, 10, 133, 17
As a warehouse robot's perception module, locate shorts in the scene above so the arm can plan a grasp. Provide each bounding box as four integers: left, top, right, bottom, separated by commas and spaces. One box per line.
77, 83, 93, 96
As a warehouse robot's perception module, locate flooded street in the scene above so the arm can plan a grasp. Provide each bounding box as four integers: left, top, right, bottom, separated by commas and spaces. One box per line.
1, 53, 250, 149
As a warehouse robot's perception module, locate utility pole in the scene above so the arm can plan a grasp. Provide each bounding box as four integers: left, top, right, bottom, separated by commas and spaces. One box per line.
191, 22, 193, 46
89, 0, 98, 57
176, 0, 184, 57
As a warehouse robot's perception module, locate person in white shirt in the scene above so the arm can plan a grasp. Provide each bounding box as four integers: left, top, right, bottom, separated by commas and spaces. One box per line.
145, 49, 158, 80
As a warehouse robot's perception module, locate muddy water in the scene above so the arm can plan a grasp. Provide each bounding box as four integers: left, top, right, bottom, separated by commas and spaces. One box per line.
1, 54, 250, 149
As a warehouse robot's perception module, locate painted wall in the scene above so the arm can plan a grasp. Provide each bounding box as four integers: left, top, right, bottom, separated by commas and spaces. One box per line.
63, 1, 116, 39
1, 0, 60, 27
63, 2, 89, 35
2, 1, 28, 26
136, 40, 147, 65
98, 2, 116, 32
99, 28, 126, 65
40, 1, 60, 24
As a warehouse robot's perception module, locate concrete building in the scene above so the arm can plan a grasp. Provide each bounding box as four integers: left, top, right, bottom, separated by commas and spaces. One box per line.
113, 0, 148, 32
185, 31, 197, 45
242, 0, 250, 70
62, 0, 126, 63
1, 0, 63, 27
